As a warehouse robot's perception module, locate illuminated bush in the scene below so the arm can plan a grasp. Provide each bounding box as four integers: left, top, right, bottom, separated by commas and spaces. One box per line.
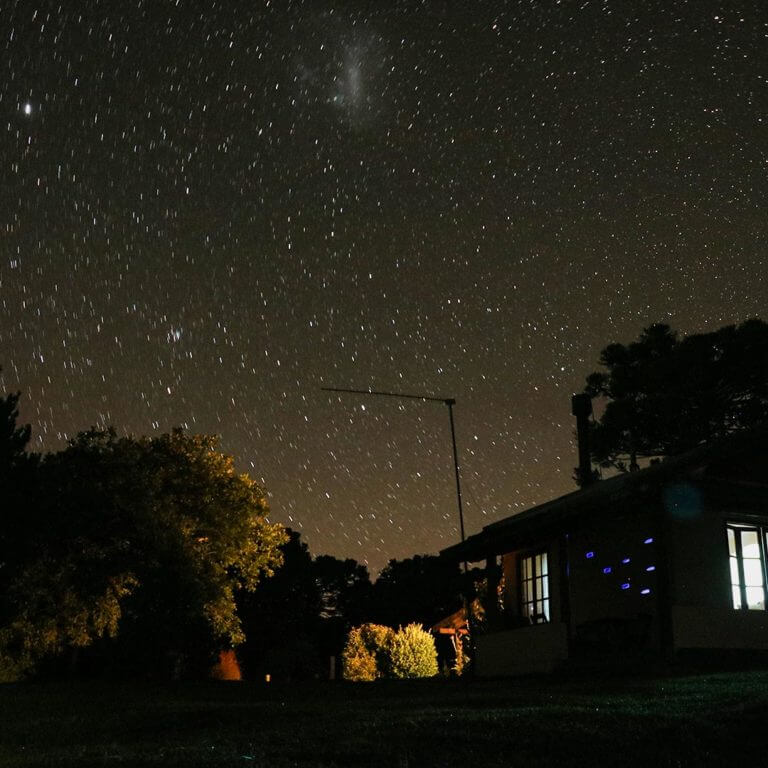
389, 623, 439, 679
342, 622, 439, 681
341, 623, 394, 681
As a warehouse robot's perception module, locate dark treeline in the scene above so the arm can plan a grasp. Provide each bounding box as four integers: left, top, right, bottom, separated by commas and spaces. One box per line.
0, 385, 468, 682
237, 537, 468, 682
583, 318, 768, 476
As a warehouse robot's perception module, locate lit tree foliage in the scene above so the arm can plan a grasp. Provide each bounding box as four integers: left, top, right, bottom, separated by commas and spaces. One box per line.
388, 623, 439, 679
0, 427, 286, 679
341, 622, 438, 681
341, 623, 394, 682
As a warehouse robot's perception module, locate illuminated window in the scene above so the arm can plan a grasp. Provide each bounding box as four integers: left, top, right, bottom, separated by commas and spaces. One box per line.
520, 550, 549, 623
727, 523, 768, 611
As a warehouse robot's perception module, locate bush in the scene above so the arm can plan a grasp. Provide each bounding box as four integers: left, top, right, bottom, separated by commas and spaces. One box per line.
389, 623, 439, 679
341, 623, 394, 681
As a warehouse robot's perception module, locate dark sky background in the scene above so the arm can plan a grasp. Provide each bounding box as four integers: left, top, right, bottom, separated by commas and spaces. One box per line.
2, 1, 767, 573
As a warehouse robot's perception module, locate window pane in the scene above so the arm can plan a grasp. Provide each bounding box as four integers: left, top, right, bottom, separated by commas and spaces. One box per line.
741, 530, 760, 559
728, 528, 737, 557
732, 585, 743, 610
745, 586, 765, 611
730, 557, 741, 585
522, 551, 550, 620
743, 559, 764, 588
524, 581, 533, 603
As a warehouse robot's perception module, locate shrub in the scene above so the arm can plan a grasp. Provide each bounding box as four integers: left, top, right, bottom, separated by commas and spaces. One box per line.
341, 623, 394, 681
451, 633, 470, 677
389, 623, 439, 679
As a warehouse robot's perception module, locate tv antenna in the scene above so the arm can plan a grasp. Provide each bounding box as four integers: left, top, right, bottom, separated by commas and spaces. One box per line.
320, 386, 467, 555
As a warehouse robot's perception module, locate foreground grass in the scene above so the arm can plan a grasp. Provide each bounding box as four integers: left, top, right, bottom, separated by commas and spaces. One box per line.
1, 669, 768, 766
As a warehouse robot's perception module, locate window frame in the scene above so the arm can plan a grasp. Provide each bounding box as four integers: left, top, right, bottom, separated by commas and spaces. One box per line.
519, 548, 550, 624
726, 522, 768, 612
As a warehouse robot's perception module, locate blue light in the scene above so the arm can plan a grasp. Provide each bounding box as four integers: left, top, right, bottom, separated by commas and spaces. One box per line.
645, 565, 656, 572
621, 583, 630, 590
644, 537, 654, 544
602, 567, 612, 574
641, 588, 651, 595
586, 551, 595, 559
621, 557, 631, 564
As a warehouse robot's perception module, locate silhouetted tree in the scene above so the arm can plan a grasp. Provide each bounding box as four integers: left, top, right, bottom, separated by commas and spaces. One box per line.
237, 541, 374, 679
313, 554, 373, 662
0, 387, 41, 679
314, 555, 372, 622
237, 529, 324, 681
371, 555, 464, 629
584, 319, 768, 472
0, 388, 31, 478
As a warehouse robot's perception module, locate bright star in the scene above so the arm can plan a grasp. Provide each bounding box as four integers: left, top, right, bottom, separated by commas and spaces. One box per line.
23, 103, 33, 115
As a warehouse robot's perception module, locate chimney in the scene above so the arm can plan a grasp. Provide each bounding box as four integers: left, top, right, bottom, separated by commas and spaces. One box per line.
571, 393, 594, 488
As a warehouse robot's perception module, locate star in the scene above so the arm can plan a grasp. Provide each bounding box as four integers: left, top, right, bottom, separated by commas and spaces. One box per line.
3, 3, 767, 574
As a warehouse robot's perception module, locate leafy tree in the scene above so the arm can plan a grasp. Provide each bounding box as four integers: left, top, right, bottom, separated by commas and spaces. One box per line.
341, 623, 394, 681
0, 428, 286, 679
584, 319, 768, 472
389, 623, 439, 679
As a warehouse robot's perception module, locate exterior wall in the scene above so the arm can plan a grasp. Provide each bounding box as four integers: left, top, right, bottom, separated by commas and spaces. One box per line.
671, 605, 768, 650
473, 538, 565, 676
475, 622, 568, 677
666, 481, 768, 650
567, 505, 662, 651
665, 485, 731, 610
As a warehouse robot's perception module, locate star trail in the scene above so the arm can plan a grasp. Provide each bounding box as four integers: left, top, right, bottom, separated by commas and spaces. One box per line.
2, 2, 767, 572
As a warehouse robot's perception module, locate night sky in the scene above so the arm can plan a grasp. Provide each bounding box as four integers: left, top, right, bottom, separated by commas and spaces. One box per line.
3, 2, 767, 573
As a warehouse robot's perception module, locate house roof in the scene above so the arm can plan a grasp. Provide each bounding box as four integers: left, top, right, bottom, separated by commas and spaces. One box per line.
442, 423, 768, 563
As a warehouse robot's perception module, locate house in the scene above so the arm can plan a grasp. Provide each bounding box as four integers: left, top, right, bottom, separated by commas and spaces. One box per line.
441, 411, 768, 676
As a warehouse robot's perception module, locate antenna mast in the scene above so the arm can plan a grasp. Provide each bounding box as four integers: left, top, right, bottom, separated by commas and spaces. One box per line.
321, 386, 467, 554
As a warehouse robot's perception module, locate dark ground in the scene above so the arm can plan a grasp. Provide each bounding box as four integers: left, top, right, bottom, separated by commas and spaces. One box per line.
2, 669, 768, 767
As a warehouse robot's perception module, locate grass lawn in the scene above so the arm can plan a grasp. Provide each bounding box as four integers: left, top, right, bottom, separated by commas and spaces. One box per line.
2, 669, 768, 766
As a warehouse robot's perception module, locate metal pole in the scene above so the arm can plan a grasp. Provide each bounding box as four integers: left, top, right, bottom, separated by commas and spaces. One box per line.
445, 398, 468, 574
444, 399, 465, 545
321, 386, 467, 559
